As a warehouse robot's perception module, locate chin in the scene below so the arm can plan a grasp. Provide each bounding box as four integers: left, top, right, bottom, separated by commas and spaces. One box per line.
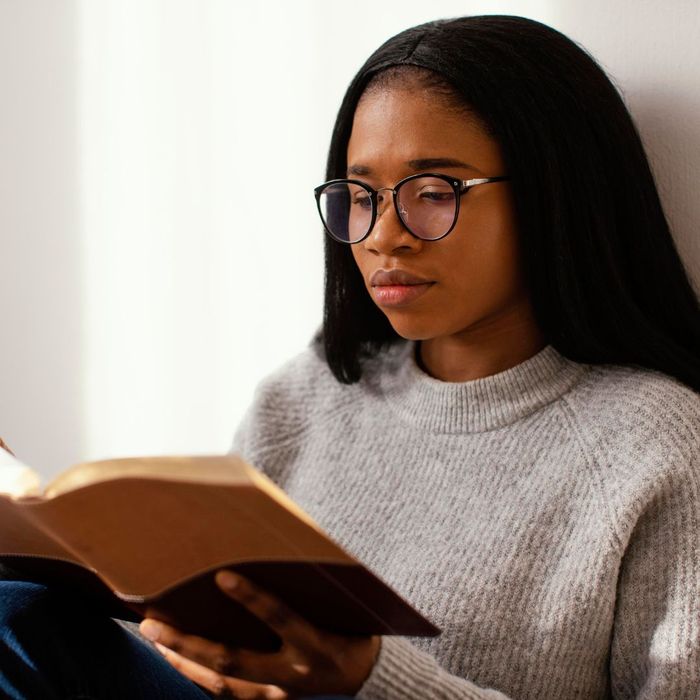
383, 317, 441, 342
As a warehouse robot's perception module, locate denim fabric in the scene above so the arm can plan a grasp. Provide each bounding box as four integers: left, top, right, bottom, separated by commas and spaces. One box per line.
0, 580, 353, 700
0, 580, 216, 699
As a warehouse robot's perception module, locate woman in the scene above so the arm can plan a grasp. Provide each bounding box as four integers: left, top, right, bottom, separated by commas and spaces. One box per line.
2, 14, 700, 700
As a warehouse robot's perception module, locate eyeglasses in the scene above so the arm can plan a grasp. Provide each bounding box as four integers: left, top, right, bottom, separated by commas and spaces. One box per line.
314, 172, 510, 244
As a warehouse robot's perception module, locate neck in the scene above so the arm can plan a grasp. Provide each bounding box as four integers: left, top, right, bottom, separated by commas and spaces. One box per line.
417, 309, 547, 383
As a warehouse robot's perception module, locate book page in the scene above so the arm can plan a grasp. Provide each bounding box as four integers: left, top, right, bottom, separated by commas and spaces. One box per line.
43, 455, 326, 536
44, 455, 254, 499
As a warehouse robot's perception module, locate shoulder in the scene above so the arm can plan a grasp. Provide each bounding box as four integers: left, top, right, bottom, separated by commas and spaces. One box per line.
230, 336, 402, 458
253, 338, 334, 401
234, 341, 334, 447
562, 361, 700, 497
565, 361, 700, 448
247, 336, 408, 411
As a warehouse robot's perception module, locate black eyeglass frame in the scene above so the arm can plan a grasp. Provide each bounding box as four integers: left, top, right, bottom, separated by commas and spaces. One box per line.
314, 172, 511, 244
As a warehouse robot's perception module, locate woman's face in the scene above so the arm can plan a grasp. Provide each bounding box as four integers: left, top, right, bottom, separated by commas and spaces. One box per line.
347, 87, 537, 349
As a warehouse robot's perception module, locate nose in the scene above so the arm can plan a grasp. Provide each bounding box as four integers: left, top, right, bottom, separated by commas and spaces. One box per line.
364, 189, 417, 252
375, 188, 395, 218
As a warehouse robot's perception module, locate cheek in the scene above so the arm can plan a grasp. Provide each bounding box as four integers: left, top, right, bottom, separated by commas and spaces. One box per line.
440, 212, 524, 302
350, 247, 370, 285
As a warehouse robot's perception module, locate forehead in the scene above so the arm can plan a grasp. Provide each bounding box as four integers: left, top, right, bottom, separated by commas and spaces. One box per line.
346, 88, 503, 176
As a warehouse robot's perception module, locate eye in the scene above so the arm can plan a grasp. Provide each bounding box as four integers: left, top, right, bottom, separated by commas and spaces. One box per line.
348, 185, 372, 210
417, 186, 455, 204
351, 193, 372, 210
420, 190, 454, 201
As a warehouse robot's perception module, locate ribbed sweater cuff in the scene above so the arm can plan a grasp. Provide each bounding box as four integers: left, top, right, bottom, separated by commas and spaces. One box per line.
355, 636, 510, 699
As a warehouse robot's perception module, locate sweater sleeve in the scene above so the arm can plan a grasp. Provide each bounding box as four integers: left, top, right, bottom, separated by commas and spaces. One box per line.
607, 444, 700, 697
358, 402, 700, 700
356, 636, 511, 699
357, 452, 700, 699
228, 348, 321, 485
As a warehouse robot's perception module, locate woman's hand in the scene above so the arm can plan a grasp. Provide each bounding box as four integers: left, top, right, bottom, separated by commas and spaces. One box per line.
139, 570, 381, 699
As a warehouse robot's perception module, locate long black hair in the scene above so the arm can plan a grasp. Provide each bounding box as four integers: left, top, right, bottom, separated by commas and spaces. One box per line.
314, 15, 700, 391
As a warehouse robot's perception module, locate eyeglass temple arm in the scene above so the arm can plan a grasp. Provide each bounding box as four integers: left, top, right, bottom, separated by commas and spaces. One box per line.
460, 175, 511, 189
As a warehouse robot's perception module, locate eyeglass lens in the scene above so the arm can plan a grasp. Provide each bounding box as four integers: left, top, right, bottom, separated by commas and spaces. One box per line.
318, 176, 457, 243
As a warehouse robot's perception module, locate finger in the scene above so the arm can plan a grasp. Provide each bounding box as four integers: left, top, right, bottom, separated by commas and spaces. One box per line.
215, 571, 317, 646
154, 643, 289, 699
141, 617, 308, 687
141, 618, 248, 677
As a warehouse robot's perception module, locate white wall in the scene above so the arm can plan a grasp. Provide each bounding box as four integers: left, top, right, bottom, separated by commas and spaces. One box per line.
0, 1, 83, 475
1, 0, 698, 479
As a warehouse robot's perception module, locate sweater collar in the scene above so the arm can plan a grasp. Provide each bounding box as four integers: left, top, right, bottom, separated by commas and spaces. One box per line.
376, 340, 589, 434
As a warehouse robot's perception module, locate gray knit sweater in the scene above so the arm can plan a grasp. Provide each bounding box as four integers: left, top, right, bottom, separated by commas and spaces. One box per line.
230, 337, 700, 699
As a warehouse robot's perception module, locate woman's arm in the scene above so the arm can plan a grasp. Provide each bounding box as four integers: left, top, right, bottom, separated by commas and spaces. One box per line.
144, 568, 516, 698
357, 445, 700, 699
608, 449, 700, 697
356, 636, 512, 699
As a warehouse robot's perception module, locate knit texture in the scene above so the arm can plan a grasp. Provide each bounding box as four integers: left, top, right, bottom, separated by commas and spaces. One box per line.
230, 337, 700, 699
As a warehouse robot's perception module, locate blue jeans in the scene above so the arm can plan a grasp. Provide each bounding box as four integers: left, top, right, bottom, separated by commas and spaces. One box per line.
0, 580, 354, 699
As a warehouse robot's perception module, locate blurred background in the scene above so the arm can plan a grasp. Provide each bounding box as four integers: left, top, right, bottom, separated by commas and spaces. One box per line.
1, 0, 699, 479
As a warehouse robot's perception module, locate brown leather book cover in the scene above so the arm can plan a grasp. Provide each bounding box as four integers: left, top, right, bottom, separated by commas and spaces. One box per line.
0, 455, 440, 651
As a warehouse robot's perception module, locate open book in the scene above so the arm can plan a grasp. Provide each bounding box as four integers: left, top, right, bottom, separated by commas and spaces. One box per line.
0, 451, 440, 651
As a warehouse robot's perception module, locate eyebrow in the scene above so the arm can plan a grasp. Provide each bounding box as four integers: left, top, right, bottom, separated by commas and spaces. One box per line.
346, 157, 480, 177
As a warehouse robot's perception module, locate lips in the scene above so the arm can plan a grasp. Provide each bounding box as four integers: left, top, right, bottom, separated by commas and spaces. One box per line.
369, 269, 434, 286
368, 268, 435, 308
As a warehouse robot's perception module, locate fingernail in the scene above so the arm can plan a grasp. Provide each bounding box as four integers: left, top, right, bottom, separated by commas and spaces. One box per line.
217, 570, 239, 590
154, 642, 168, 656
140, 620, 161, 642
